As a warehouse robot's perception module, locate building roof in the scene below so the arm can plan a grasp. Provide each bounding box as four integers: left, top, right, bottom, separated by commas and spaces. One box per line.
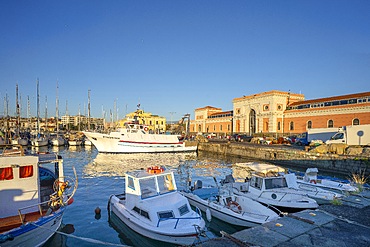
195, 106, 222, 111
288, 91, 370, 106
209, 110, 233, 117
233, 90, 304, 102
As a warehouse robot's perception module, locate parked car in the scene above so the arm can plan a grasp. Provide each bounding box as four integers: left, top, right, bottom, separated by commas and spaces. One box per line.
234, 134, 253, 142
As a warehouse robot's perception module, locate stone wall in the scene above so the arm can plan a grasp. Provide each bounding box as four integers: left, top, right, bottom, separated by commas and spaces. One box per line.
198, 142, 370, 177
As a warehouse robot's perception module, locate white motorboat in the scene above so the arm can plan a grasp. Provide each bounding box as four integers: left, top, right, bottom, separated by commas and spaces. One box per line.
11, 137, 29, 146
226, 174, 319, 213
0, 146, 78, 247
182, 180, 280, 227
31, 136, 49, 147
295, 168, 359, 193
83, 122, 197, 153
108, 166, 205, 246
68, 139, 83, 146
233, 162, 343, 205
51, 136, 66, 146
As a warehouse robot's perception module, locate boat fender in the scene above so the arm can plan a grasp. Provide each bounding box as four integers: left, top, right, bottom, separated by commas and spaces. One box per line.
310, 180, 317, 184
0, 234, 14, 243
206, 208, 212, 222
227, 201, 242, 213
67, 196, 74, 205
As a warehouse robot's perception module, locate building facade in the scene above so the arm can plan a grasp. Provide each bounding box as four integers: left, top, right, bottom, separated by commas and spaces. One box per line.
190, 106, 233, 137
117, 109, 167, 133
190, 90, 370, 137
283, 92, 370, 134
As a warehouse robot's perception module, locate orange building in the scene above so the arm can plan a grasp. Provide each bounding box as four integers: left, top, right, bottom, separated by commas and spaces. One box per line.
283, 92, 370, 134
190, 91, 370, 137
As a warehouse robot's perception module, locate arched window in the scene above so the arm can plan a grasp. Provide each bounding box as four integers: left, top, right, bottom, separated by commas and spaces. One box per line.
289, 121, 294, 131
307, 121, 312, 129
198, 124, 202, 132
328, 120, 334, 128
353, 118, 360, 125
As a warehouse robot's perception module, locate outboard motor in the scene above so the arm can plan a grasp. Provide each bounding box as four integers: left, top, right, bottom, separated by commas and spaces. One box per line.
220, 174, 235, 185
194, 180, 203, 190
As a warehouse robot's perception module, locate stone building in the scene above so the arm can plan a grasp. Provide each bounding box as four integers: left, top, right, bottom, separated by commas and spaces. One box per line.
190, 90, 370, 137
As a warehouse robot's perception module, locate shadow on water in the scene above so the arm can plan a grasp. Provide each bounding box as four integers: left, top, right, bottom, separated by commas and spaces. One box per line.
108, 212, 179, 247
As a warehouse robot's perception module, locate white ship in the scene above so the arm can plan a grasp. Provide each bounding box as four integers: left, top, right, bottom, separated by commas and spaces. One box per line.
83, 122, 197, 153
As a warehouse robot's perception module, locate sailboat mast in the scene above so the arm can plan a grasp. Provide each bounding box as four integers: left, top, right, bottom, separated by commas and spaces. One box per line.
16, 84, 20, 136
36, 79, 40, 134
56, 82, 59, 135
88, 89, 91, 131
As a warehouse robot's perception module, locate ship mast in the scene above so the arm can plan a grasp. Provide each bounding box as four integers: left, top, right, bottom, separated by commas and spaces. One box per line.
36, 79, 40, 135
56, 81, 59, 136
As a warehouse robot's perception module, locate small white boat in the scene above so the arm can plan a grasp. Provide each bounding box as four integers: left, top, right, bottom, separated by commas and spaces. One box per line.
31, 136, 49, 147
182, 180, 280, 227
51, 136, 66, 146
83, 121, 197, 153
108, 166, 205, 246
225, 173, 319, 213
68, 139, 83, 146
233, 162, 343, 205
295, 168, 359, 193
11, 137, 29, 146
0, 147, 78, 247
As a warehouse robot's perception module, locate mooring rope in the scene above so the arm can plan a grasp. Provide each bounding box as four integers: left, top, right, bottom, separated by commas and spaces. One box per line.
30, 222, 130, 246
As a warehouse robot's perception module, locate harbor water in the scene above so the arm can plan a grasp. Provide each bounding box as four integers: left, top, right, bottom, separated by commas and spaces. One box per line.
36, 145, 353, 247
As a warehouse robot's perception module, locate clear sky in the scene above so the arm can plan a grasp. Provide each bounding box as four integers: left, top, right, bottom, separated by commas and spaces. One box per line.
1, 1, 369, 122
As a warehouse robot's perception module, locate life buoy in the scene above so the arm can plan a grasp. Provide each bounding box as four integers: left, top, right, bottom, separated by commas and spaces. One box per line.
144, 127, 149, 132
147, 166, 164, 174
227, 201, 242, 213
310, 180, 317, 184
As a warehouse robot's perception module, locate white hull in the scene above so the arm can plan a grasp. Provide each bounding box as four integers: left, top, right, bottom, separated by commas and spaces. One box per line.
68, 140, 82, 146
84, 131, 197, 153
183, 191, 279, 227
232, 183, 318, 210
0, 209, 64, 247
32, 139, 49, 147
109, 195, 204, 246
52, 138, 65, 146
11, 138, 29, 146
297, 179, 358, 193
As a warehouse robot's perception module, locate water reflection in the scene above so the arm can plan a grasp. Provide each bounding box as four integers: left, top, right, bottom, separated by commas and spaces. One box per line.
84, 152, 197, 177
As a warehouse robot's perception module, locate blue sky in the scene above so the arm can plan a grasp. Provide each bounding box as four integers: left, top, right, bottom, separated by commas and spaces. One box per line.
1, 1, 369, 122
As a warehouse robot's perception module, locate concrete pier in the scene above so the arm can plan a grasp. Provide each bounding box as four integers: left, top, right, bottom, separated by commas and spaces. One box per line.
197, 142, 370, 176
196, 191, 370, 247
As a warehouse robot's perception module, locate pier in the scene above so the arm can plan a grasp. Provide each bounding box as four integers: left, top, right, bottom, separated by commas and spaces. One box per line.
196, 191, 370, 247
197, 142, 370, 176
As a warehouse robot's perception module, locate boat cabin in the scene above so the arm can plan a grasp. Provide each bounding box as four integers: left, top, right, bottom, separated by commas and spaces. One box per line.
125, 166, 177, 199
123, 167, 196, 225
0, 152, 63, 218
249, 172, 288, 191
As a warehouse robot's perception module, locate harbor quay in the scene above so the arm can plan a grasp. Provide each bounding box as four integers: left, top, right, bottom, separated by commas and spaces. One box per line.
197, 141, 370, 177
196, 191, 370, 247
195, 141, 370, 247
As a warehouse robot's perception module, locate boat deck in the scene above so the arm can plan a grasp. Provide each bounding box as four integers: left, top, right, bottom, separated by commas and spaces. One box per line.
0, 210, 47, 234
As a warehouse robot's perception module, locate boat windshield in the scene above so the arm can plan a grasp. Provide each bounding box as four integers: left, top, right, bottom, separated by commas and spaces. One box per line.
139, 173, 176, 199
265, 177, 287, 189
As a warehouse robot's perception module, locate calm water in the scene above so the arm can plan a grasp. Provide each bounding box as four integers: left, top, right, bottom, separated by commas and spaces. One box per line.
35, 145, 349, 247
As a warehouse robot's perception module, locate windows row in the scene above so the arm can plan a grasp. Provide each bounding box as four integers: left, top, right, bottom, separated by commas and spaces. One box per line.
0, 165, 34, 181
287, 118, 360, 131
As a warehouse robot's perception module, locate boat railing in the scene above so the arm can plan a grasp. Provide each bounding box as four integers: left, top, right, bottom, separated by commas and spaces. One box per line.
16, 195, 64, 225
238, 207, 273, 221
156, 207, 202, 229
